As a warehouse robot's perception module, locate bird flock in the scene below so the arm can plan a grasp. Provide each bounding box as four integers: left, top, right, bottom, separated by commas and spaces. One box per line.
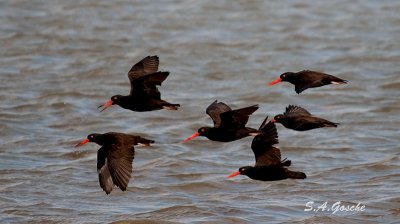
75, 55, 347, 194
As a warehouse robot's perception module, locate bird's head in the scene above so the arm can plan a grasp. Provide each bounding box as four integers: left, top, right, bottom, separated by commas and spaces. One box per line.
75, 133, 102, 147
268, 72, 296, 86
279, 72, 296, 81
98, 95, 123, 112
227, 166, 253, 178
197, 127, 212, 136
183, 127, 211, 142
271, 114, 285, 123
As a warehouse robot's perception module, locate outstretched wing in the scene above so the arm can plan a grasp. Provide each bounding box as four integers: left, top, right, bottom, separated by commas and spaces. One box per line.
97, 147, 114, 194
219, 104, 258, 129
130, 71, 169, 98
206, 100, 232, 127
258, 120, 279, 143
127, 55, 159, 82
97, 144, 135, 193
254, 146, 283, 167
258, 116, 273, 131
108, 145, 135, 192
284, 105, 311, 117
252, 121, 282, 167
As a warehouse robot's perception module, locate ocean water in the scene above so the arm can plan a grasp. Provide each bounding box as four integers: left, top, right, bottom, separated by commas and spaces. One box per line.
0, 0, 399, 223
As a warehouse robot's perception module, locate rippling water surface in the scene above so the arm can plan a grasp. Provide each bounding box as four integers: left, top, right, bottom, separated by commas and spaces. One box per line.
1, 0, 399, 223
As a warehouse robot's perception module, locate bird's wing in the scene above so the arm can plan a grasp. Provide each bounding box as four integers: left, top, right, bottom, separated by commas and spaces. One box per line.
294, 71, 329, 93
284, 105, 311, 117
254, 146, 283, 167
258, 119, 279, 141
99, 144, 135, 192
291, 116, 334, 130
219, 104, 259, 129
97, 147, 114, 194
251, 121, 282, 167
299, 70, 327, 76
295, 79, 327, 93
258, 116, 268, 130
206, 100, 232, 127
127, 55, 159, 82
295, 85, 310, 94
130, 71, 169, 98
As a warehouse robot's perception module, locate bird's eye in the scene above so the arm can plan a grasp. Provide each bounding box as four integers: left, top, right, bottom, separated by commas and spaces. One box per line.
89, 135, 93, 139
282, 74, 286, 78
201, 128, 205, 132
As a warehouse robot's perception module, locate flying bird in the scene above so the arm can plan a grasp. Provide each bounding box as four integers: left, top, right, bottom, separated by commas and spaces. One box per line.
268, 70, 347, 94
272, 105, 338, 131
227, 118, 306, 181
184, 100, 261, 142
98, 55, 180, 112
75, 132, 154, 194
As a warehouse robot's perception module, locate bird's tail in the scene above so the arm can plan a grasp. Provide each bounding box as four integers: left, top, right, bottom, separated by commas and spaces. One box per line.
324, 121, 339, 128
331, 79, 348, 84
135, 137, 155, 146
163, 104, 180, 110
285, 170, 307, 179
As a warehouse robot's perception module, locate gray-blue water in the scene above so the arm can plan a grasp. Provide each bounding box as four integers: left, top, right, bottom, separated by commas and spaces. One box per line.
1, 0, 399, 223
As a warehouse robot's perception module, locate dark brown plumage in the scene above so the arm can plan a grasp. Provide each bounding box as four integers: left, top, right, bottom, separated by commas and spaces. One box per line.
184, 100, 261, 142
227, 118, 306, 181
75, 132, 154, 194
98, 55, 180, 112
272, 105, 338, 131
268, 70, 347, 94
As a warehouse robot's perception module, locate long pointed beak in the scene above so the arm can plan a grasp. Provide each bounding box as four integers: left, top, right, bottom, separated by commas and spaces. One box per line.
98, 99, 113, 112
268, 78, 282, 86
75, 138, 89, 147
183, 132, 200, 142
227, 171, 241, 178
271, 119, 276, 123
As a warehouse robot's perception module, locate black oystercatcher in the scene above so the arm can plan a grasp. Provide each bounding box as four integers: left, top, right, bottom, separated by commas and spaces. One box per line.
227, 118, 306, 181
272, 105, 338, 131
75, 132, 154, 194
98, 55, 180, 112
268, 70, 347, 94
184, 100, 261, 142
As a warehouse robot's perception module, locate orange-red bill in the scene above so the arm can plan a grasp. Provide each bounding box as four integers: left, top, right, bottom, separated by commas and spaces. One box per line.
75, 138, 89, 147
183, 132, 200, 142
268, 78, 282, 86
98, 99, 113, 112
271, 119, 276, 123
227, 171, 241, 178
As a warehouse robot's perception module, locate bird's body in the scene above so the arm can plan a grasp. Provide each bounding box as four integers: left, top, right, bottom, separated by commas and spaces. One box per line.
238, 165, 306, 181
272, 105, 338, 131
198, 126, 260, 142
184, 100, 261, 142
276, 115, 337, 131
268, 70, 347, 94
75, 132, 154, 194
228, 118, 306, 181
99, 56, 180, 112
113, 93, 178, 112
